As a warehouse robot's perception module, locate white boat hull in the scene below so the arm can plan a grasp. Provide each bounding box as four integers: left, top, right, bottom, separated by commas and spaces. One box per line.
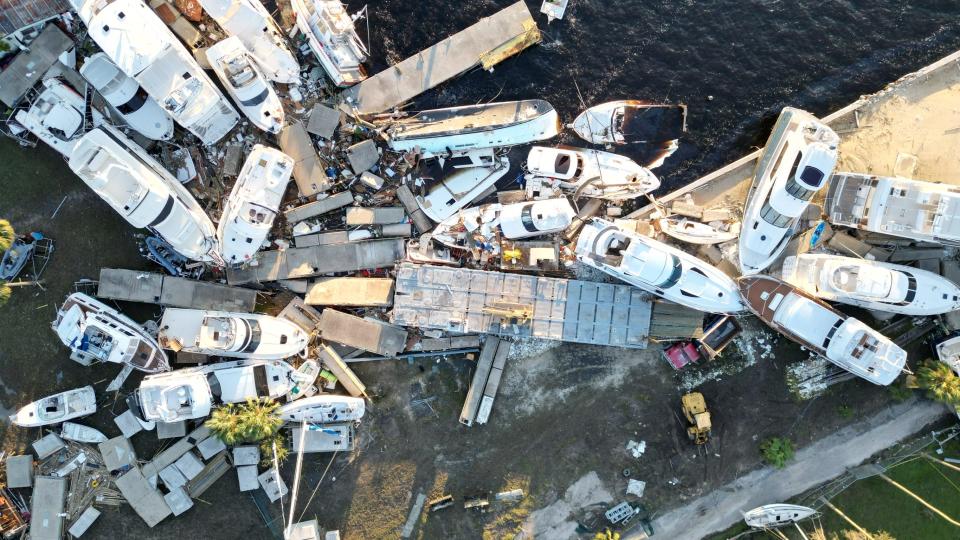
525, 146, 660, 201
743, 504, 815, 528
61, 422, 108, 443
417, 156, 510, 222
11, 386, 97, 427
277, 395, 365, 423
207, 37, 284, 134
657, 217, 738, 245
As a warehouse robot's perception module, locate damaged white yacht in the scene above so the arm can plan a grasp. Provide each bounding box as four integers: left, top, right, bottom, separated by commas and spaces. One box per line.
71, 0, 239, 144
133, 359, 296, 422
291, 0, 368, 86
158, 308, 309, 359
68, 124, 220, 262
431, 198, 576, 252
738, 107, 839, 275
199, 0, 300, 84
14, 78, 104, 157
781, 254, 960, 316
218, 145, 294, 264
575, 218, 745, 314
276, 395, 366, 423
53, 292, 169, 372
79, 52, 174, 141
524, 146, 660, 201
206, 36, 284, 134
739, 275, 907, 386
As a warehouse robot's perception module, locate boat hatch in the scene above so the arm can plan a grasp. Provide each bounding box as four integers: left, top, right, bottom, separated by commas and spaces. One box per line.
254, 364, 269, 396
768, 293, 784, 310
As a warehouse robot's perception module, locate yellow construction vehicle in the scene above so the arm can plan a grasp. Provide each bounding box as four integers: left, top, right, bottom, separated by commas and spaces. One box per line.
681, 392, 711, 445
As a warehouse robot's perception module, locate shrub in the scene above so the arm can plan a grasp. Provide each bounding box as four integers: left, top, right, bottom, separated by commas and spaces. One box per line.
260, 433, 289, 467
0, 282, 9, 307
837, 404, 854, 419
760, 436, 795, 468
0, 220, 14, 252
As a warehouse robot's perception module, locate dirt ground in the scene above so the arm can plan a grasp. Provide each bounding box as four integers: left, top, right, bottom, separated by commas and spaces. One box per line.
0, 141, 921, 539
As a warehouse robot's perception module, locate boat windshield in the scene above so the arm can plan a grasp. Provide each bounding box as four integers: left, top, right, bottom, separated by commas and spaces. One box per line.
240, 89, 269, 107
760, 202, 793, 227
660, 255, 683, 288
117, 87, 150, 115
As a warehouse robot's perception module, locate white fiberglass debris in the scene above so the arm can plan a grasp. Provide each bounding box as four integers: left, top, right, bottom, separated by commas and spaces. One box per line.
626, 479, 646, 498
626, 440, 646, 459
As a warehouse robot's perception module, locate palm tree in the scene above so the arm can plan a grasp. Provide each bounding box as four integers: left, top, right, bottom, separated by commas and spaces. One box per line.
0, 220, 14, 253
260, 433, 290, 467
916, 360, 960, 406
206, 399, 283, 446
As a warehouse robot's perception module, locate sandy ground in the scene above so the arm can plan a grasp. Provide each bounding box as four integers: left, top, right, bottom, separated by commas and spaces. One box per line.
641, 399, 950, 540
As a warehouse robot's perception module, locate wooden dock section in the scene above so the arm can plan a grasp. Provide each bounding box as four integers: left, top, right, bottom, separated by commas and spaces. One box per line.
627, 48, 960, 273
97, 268, 257, 312
226, 239, 404, 285
341, 1, 540, 114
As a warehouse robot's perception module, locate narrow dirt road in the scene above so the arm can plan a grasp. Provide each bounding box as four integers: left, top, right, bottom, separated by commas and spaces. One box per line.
639, 399, 949, 540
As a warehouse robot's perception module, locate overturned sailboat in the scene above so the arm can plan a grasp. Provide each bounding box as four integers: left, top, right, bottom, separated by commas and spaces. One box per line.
52, 292, 169, 373
79, 52, 174, 141
781, 253, 960, 316
739, 107, 839, 275
431, 199, 576, 253
133, 359, 297, 422
199, 0, 300, 84
207, 36, 284, 134
291, 0, 368, 86
158, 308, 309, 359
276, 395, 366, 423
575, 218, 744, 314
68, 124, 220, 262
14, 78, 104, 157
743, 504, 816, 529
739, 275, 907, 386
524, 146, 660, 201
218, 145, 294, 264
384, 100, 561, 158
71, 0, 239, 144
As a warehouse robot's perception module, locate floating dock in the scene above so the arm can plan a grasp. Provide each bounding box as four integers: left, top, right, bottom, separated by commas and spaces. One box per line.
96, 268, 257, 312
392, 263, 654, 348
226, 239, 405, 285
341, 1, 540, 114
627, 49, 960, 274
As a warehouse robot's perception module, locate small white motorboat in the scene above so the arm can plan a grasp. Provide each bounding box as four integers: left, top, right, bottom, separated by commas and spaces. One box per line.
287, 360, 320, 401
431, 199, 576, 253
61, 422, 108, 443
276, 395, 365, 423
199, 0, 300, 84
743, 504, 816, 529
290, 0, 368, 87
10, 386, 97, 427
571, 100, 687, 146
206, 36, 284, 134
539, 0, 568, 22
656, 216, 738, 245
14, 77, 105, 157
416, 154, 511, 222
524, 146, 660, 201
158, 308, 309, 360
217, 145, 294, 264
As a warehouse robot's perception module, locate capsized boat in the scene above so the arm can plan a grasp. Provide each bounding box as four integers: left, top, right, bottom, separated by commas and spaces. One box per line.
416, 153, 511, 222
276, 395, 365, 423
781, 253, 960, 316
524, 146, 660, 201
431, 199, 576, 253
206, 36, 284, 134
14, 77, 105, 157
291, 0, 368, 86
384, 100, 561, 158
10, 386, 96, 427
0, 238, 34, 280
53, 293, 169, 372
158, 308, 309, 359
199, 0, 300, 84
61, 422, 108, 443
68, 124, 220, 263
217, 145, 294, 264
79, 52, 174, 140
656, 216, 738, 245
738, 107, 839, 275
575, 218, 745, 314
570, 100, 686, 148
743, 504, 816, 529
826, 173, 960, 246
133, 359, 296, 422
71, 0, 239, 145
539, 0, 568, 22
738, 275, 907, 386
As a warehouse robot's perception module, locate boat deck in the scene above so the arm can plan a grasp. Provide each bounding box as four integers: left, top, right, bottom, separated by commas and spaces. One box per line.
628, 48, 960, 274
340, 1, 540, 114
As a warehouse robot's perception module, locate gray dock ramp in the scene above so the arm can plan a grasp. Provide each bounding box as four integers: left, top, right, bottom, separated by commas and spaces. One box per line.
115, 468, 172, 527
97, 269, 257, 311
341, 1, 540, 114
29, 476, 67, 540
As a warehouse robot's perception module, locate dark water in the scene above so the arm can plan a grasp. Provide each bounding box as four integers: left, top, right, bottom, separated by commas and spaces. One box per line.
361, 0, 960, 191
